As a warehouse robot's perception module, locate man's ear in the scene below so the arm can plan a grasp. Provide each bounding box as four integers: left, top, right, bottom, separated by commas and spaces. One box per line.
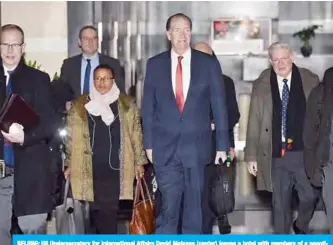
21, 43, 26, 54
166, 31, 172, 41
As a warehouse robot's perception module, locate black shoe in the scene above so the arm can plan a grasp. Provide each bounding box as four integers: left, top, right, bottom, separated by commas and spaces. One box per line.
10, 211, 23, 235
217, 214, 232, 234
293, 221, 306, 234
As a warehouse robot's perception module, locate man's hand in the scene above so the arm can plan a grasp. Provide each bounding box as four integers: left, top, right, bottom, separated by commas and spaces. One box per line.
1, 123, 24, 144
247, 162, 258, 176
145, 149, 153, 163
135, 165, 145, 180
229, 148, 236, 161
215, 151, 227, 165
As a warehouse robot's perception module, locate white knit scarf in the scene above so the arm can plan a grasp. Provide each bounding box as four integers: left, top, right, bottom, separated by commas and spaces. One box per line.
84, 83, 120, 125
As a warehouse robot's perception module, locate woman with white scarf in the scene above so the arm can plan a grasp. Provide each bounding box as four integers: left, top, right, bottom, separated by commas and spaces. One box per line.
64, 64, 147, 234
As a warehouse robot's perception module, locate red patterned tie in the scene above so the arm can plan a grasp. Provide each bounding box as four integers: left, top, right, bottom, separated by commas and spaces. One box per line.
176, 56, 184, 112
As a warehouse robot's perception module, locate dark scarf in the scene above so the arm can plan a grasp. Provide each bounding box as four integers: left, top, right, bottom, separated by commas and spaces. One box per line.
271, 64, 306, 158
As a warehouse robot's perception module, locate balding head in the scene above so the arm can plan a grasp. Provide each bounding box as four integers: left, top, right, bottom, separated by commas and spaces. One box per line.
193, 42, 213, 55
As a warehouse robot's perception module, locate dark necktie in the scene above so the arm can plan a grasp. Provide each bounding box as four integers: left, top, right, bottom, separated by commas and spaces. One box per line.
281, 78, 289, 143
4, 70, 14, 168
175, 56, 184, 112
83, 59, 91, 94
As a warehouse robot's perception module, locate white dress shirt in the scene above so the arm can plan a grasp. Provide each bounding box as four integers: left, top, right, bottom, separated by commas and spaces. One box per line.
171, 48, 191, 101
3, 65, 16, 86
277, 72, 292, 142
277, 72, 292, 100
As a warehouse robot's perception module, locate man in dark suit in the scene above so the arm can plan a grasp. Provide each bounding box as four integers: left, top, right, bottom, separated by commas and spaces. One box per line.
59, 25, 124, 99
303, 67, 333, 233
193, 42, 240, 234
142, 13, 229, 234
0, 24, 57, 244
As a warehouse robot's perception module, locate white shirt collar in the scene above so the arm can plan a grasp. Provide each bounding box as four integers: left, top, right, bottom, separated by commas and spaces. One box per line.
82, 52, 98, 60
3, 64, 16, 76
171, 48, 191, 60
277, 72, 292, 83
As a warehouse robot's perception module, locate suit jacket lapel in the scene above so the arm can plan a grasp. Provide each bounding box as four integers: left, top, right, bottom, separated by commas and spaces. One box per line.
165, 51, 180, 111
73, 54, 82, 96
98, 53, 105, 64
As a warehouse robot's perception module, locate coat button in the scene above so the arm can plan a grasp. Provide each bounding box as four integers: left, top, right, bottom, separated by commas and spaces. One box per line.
265, 128, 268, 132
84, 150, 92, 155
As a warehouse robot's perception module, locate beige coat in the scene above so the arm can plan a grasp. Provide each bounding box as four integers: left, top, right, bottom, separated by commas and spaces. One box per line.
65, 93, 148, 201
244, 67, 319, 192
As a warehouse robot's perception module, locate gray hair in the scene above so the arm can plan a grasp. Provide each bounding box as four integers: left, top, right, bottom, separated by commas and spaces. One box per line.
268, 42, 293, 59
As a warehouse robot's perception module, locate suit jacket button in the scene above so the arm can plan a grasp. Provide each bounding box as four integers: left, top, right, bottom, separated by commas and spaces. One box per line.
265, 128, 268, 132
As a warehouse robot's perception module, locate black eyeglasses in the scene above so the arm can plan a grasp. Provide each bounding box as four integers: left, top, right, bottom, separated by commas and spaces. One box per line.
95, 77, 114, 82
0, 43, 23, 49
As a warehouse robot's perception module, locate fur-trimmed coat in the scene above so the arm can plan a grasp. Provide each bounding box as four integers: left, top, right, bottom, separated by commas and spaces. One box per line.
65, 93, 148, 201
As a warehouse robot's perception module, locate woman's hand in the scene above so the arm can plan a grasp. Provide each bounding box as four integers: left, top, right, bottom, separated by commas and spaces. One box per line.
135, 165, 145, 180
63, 167, 71, 179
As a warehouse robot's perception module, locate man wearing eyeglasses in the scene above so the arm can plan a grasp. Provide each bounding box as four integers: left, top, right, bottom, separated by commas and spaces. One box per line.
245, 42, 319, 234
57, 25, 124, 105
0, 24, 57, 244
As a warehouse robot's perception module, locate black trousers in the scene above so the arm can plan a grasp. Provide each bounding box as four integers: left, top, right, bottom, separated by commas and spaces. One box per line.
89, 167, 120, 234
271, 151, 317, 234
90, 202, 118, 234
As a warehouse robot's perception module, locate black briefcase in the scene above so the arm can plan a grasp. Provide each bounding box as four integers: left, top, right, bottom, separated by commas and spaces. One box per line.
208, 162, 235, 216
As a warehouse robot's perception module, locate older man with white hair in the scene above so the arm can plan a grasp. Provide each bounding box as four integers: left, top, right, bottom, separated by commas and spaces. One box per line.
244, 42, 319, 234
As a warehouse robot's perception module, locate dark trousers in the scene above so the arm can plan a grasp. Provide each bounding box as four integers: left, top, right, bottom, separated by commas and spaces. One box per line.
90, 202, 118, 234
154, 156, 205, 234
323, 163, 333, 233
154, 189, 183, 234
271, 151, 317, 233
202, 164, 216, 233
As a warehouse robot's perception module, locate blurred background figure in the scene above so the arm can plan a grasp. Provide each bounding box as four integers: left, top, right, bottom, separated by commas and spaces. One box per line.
58, 25, 125, 106
193, 42, 240, 234
303, 67, 333, 234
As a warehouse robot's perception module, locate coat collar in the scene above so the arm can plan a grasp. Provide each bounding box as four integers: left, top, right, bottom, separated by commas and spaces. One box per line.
73, 92, 133, 121
258, 65, 316, 118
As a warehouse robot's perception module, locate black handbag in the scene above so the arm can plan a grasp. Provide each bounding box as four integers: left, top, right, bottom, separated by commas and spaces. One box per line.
208, 162, 235, 217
